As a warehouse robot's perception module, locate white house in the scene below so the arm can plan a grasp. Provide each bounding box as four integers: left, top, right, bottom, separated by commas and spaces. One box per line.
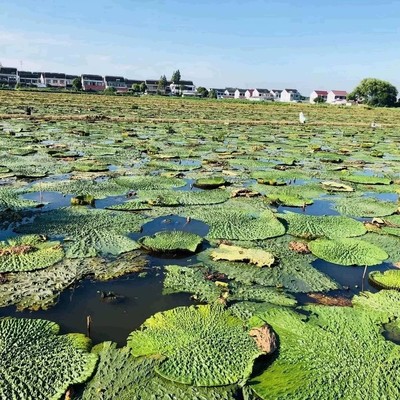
65, 74, 79, 87
81, 74, 105, 91
210, 88, 225, 98
234, 89, 246, 99
40, 72, 66, 88
280, 89, 302, 102
170, 80, 196, 96
223, 88, 235, 98
250, 88, 273, 101
104, 76, 128, 93
327, 90, 348, 104
270, 89, 283, 101
310, 90, 328, 103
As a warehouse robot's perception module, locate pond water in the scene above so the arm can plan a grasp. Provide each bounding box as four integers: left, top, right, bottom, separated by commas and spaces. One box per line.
0, 180, 398, 346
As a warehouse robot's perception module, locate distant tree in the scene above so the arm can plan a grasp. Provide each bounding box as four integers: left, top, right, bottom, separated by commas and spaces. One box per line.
72, 77, 82, 91
348, 78, 398, 107
208, 89, 217, 99
132, 83, 141, 92
171, 69, 181, 84
103, 87, 117, 95
196, 86, 209, 98
157, 75, 167, 93
140, 82, 147, 93
314, 96, 326, 104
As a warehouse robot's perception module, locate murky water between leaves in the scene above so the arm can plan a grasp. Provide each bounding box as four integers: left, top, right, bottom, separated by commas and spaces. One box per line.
0, 186, 396, 346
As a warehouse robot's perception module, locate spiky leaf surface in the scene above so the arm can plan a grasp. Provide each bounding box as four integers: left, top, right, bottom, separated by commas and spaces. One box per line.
0, 318, 97, 400
281, 212, 366, 239
186, 207, 285, 240
137, 189, 230, 206
308, 238, 388, 266
115, 175, 186, 190
369, 270, 400, 290
249, 291, 400, 400
128, 305, 262, 386
333, 196, 397, 217
0, 234, 64, 273
17, 207, 146, 258
211, 244, 275, 267
139, 230, 203, 253
82, 342, 238, 400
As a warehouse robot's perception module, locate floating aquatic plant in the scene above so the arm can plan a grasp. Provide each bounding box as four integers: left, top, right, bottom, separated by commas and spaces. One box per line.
0, 318, 97, 400
139, 230, 203, 253
369, 270, 400, 290
249, 290, 400, 399
82, 342, 238, 400
281, 212, 366, 239
17, 207, 147, 258
211, 244, 275, 267
0, 234, 64, 273
128, 305, 263, 386
333, 196, 397, 217
308, 238, 388, 266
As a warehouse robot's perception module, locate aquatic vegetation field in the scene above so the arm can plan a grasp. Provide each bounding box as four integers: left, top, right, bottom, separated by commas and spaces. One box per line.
0, 91, 400, 399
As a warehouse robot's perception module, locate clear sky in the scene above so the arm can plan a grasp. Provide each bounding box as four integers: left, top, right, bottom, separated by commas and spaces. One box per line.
1, 0, 399, 93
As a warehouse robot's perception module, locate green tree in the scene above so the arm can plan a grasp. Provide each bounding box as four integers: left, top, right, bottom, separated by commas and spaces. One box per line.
348, 78, 398, 107
196, 86, 209, 97
140, 82, 147, 93
314, 96, 326, 104
208, 89, 217, 99
132, 83, 141, 92
157, 75, 167, 94
103, 87, 117, 95
72, 77, 82, 91
171, 69, 181, 84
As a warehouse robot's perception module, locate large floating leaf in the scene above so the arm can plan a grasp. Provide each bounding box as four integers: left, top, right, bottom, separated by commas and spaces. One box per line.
0, 318, 97, 400
17, 207, 147, 258
308, 238, 388, 266
0, 234, 64, 273
185, 206, 285, 240
333, 196, 397, 217
127, 305, 262, 386
280, 212, 366, 239
369, 270, 400, 290
138, 189, 230, 206
249, 291, 400, 400
82, 342, 238, 400
29, 179, 127, 199
363, 233, 400, 264
115, 175, 186, 190
139, 230, 203, 253
341, 174, 392, 185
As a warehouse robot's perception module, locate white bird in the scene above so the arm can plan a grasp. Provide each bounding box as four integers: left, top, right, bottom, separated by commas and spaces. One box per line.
299, 112, 306, 124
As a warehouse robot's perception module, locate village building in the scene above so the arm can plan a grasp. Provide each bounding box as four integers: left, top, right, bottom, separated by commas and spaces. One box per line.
81, 74, 105, 91
17, 71, 41, 87
0, 67, 18, 87
40, 72, 66, 88
310, 90, 328, 103
280, 88, 302, 102
327, 90, 348, 104
104, 76, 128, 93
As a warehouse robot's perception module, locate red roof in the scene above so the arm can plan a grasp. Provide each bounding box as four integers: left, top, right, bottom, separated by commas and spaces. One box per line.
314, 90, 328, 95
331, 90, 347, 96
247, 89, 254, 95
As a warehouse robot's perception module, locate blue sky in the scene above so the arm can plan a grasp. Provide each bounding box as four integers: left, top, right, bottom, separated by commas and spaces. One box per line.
1, 0, 399, 93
